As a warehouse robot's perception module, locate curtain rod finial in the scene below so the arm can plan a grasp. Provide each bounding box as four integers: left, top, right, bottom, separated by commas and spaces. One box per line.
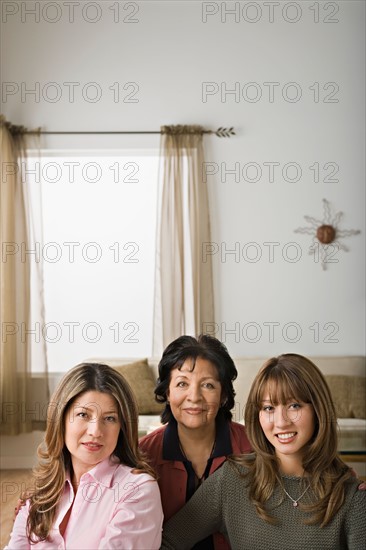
211, 127, 236, 138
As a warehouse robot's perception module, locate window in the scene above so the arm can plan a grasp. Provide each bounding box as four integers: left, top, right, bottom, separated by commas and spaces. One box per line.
28, 151, 159, 372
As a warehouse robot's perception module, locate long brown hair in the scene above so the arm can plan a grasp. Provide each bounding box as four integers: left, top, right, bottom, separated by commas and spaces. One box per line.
25, 363, 156, 543
230, 354, 352, 526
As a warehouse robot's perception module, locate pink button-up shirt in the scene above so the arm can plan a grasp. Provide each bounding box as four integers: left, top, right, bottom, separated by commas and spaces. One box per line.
6, 458, 163, 549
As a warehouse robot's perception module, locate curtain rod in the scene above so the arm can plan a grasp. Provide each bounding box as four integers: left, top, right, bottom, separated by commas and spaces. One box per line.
24, 127, 235, 138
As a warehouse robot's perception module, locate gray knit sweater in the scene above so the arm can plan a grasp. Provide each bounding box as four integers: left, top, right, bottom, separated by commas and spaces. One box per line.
161, 461, 365, 550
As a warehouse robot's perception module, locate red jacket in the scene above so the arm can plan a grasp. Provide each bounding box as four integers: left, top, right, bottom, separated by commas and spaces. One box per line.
139, 420, 251, 550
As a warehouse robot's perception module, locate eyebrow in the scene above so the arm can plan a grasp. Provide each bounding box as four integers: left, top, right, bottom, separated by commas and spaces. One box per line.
73, 405, 118, 414
261, 397, 300, 404
174, 374, 218, 380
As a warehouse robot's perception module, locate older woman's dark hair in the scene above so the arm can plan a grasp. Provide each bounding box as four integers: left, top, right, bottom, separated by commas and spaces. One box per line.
155, 334, 237, 423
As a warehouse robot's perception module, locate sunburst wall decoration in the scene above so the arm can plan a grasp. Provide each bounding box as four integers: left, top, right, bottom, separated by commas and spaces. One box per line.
294, 198, 361, 270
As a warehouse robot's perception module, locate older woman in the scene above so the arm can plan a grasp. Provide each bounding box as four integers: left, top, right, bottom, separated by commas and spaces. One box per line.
139, 334, 251, 550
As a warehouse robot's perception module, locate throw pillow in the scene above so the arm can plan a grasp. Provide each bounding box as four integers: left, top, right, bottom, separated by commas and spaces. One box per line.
325, 375, 366, 419
325, 375, 351, 418
113, 359, 163, 415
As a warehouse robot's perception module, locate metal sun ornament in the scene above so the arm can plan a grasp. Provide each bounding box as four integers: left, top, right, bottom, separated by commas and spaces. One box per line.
294, 199, 360, 270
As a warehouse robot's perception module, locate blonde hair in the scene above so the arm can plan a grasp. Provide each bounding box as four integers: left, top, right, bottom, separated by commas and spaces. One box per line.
25, 363, 156, 543
230, 354, 352, 526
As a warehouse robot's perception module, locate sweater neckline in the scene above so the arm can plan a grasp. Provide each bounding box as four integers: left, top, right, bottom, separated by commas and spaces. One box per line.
280, 473, 310, 481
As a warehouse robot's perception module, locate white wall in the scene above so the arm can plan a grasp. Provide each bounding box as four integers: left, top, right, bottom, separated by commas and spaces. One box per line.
2, 0, 365, 361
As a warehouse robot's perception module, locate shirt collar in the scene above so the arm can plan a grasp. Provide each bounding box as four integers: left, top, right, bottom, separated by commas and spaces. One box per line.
66, 456, 120, 489
162, 418, 185, 461
162, 416, 232, 461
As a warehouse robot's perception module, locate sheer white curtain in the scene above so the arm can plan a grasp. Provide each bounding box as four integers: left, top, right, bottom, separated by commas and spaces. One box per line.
153, 125, 215, 355
0, 116, 49, 435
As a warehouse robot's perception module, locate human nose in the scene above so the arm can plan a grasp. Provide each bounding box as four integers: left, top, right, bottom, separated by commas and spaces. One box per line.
273, 406, 292, 428
87, 418, 103, 438
187, 383, 202, 402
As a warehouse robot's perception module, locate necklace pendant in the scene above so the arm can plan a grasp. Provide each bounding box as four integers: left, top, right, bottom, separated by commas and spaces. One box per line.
283, 483, 310, 508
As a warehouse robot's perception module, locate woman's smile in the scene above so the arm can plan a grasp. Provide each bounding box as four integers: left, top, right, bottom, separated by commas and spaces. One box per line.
275, 431, 297, 443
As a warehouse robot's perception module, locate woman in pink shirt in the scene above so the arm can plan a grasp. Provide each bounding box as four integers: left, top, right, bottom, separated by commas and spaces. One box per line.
6, 363, 163, 550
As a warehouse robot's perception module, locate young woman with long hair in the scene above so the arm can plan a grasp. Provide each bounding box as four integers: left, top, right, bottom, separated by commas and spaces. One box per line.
161, 354, 365, 549
6, 363, 163, 549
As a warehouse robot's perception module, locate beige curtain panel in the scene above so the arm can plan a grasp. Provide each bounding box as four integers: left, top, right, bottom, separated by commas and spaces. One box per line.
153, 125, 215, 353
0, 116, 48, 435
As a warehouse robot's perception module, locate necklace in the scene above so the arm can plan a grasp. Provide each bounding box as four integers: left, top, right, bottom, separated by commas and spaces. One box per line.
282, 484, 311, 507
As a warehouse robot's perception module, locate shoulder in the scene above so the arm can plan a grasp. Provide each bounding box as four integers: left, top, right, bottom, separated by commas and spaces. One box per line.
110, 463, 160, 505
342, 477, 366, 542
229, 421, 246, 435
229, 421, 252, 452
345, 477, 366, 503
213, 458, 248, 483
224, 458, 249, 477
139, 425, 166, 450
113, 462, 157, 486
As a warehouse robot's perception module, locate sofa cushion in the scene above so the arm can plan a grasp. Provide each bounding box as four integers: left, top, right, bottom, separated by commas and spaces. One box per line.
113, 359, 163, 415
325, 375, 366, 419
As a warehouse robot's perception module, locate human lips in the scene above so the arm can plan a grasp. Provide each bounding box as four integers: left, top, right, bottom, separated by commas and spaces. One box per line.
275, 432, 297, 443
183, 408, 205, 415
82, 442, 103, 451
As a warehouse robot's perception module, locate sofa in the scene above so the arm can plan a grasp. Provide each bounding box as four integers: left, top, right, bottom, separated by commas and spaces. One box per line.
87, 356, 366, 458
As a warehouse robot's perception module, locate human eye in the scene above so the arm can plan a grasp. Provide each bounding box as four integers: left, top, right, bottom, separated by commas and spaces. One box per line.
262, 405, 274, 412
203, 382, 215, 389
177, 381, 188, 388
105, 415, 118, 423
288, 402, 301, 410
76, 411, 88, 419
